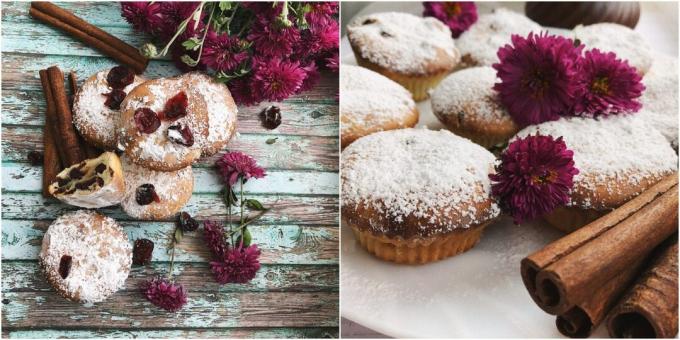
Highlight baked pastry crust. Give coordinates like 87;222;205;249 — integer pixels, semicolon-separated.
73;69;145;150
573;22;653;75
39;210;131;303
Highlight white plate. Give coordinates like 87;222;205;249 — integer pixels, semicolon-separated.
340;2;677;337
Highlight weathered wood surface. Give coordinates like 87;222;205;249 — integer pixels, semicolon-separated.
1;1;339;337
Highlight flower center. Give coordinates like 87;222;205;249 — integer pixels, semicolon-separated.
444;3;463;17
591;76;610;95
532;170;558;185
522;70;550;98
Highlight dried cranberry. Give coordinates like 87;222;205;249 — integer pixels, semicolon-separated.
56;177;69;187
132;238;154;265
167;124;194;147
162;91;188;121
260;105;282;129
95;164;107;173
134;108;160;134
75;176;97;190
103;89;127;110
69;167;84;180
59;255;72;279
136;184;160;205
27;151;43;166
178;212;199;232
106;66;134;89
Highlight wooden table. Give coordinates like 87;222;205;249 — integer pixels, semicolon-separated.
1;2;339;338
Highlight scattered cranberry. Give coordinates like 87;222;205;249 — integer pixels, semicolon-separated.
136;184;160;205
59;255;72;279
260;105;282;129
162;91;188;121
178;212;199;232
167;124;194;146
134;108;161;134
132;239;154;265
27;151;43;166
103;89;127;110
106;66;134;89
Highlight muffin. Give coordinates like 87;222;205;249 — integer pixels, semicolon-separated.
342;128;500;264
512;115;678;232
431;66;519;148
456;8;541;68
347;12;460;101
341;65;419;148
639;53;679;149
573;23;653;75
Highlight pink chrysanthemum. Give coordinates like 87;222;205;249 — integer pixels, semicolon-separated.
423;2;477;38
203;220;227;258
216;151;266;186
489;134;579;224
493;32;584;127
299;62;320;93
251;57;306;102
210;244;262;284
306;2;339;25
247;16;301;57
202;31;249;73
573;49;645;117
157;2;203;39
120;2;161;34
326;53;339;72
228;78;261;106
300;17;340;55
141;277;188;312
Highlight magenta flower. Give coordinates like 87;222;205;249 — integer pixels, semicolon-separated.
120;2;161;34
251;57;306;102
489;134;579;224
141;277;188;312
493;32;584;127
247;16;301;57
203;220;227;258
573;49;645;117
306;2;339;25
299;62;320;93
158;2;203;39
300;17;340;55
202;31;249;73
228;78;261;106
210;244;262;284
326;53;339;72
423;2;478;38
216;151;266;186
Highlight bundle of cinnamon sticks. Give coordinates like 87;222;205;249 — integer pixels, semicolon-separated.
521;173;678;337
40;66;99;197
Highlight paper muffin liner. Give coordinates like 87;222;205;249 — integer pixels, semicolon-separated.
350;222;490;264
543;206;608;233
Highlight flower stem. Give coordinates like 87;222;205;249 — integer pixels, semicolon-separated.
157;2;205;57
191;3;216;66
240;177;244;226
168;238;176;280
228;186;234;246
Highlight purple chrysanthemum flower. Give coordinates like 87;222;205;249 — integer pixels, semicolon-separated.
489;134;579;224
120;2;161;34
573;49;645;117
247;16;301;57
493;32;584;127
298;62;320;93
228;78;261;106
251;57;306;102
141;277;188;312
157;2;203;39
300;17;340;55
216;151;266;186
326;52;339;72
423;2;477;38
202;31;249;73
306;2;339;26
210;244;261;284
203;220;227;258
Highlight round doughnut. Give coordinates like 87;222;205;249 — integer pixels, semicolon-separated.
639;53;678;148
573;23;653;75
39;210;132;303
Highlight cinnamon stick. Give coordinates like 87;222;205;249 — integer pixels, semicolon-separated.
42;123;61;198
39;69;68;165
29;2;148;74
607;238;678;338
68;71;100;159
520;173;678;315
46;66;85;166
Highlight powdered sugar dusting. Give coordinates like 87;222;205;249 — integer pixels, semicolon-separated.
341;65;416;132
347;12;458;74
431;66;510;123
341;128;500;231
456;8;541;66
39;210;131;303
573;23;653;74
639;53;678;147
514;115;678;208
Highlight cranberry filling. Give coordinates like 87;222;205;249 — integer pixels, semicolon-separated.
134;108;161;134
106;66;134;89
136;184;160;205
161;91;188;121
59;255;72;279
103;89;127;110
167;124;194;146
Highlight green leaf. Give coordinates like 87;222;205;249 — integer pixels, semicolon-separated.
180;54;198;67
245;199;266;211
174;228;183;243
219;1;232;11
266;138;278;145
235;227;252;247
181;37;201;51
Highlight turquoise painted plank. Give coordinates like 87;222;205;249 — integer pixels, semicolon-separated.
1;163;338;195
3;2;136;28
2;328;339;339
1;291;339;328
1;192;339;224
2;220;338;264
2;261;338;293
